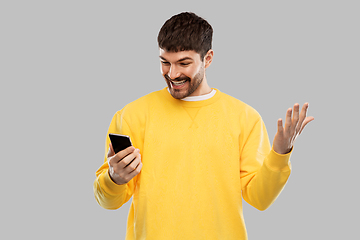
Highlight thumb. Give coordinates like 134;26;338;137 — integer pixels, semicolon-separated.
107;142;115;158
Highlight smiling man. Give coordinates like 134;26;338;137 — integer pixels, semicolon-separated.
94;12;314;240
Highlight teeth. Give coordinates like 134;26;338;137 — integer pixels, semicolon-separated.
171;79;187;85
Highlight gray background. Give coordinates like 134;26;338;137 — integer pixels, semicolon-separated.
1;0;359;239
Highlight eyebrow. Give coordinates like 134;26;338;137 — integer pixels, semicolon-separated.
159;56;193;62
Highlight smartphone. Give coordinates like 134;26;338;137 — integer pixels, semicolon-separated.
109;133;132;154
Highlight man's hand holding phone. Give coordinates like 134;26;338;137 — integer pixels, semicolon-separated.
107;142;143;185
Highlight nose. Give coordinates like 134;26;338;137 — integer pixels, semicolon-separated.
168;64;181;80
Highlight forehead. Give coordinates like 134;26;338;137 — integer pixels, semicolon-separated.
159;49;201;62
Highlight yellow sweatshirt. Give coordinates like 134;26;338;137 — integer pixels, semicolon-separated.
94;88;291;240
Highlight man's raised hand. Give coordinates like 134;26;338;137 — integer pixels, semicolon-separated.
272;103;314;154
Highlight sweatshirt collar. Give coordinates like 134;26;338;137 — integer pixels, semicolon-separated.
162;87;222;107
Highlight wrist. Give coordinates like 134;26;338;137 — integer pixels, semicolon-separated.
97;170;127;195
273;147;293;155
107;170;126;186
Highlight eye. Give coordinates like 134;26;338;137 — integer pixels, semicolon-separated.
180;62;190;66
161;61;170;66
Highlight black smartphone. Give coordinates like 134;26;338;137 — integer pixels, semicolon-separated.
109;133;132;154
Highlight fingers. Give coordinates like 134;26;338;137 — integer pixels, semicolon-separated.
277;118;284;134
108;146;135;163
299;116;315;135
121;148;141;171
117;146;136;162
126;152;143;174
108;147;142;185
284;102;314;136
284;107;293;133
116;148;141;172
273;102;313;154
283;103;302;136
279;103;310;138
296;103;308;131
292;103;300;129
108;146;136;170
123;159;143;183
297;103;315;135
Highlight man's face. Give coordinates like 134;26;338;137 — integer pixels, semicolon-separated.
159;49;206;99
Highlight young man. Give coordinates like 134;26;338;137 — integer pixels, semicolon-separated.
94;12;314;240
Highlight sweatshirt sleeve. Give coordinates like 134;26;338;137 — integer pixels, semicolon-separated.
240;117;292;211
93;110;137;210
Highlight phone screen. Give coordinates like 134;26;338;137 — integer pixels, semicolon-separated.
109;133;132;154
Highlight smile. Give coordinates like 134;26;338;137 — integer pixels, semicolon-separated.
171;79;187;86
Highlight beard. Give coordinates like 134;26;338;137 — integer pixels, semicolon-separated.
164;66;205;100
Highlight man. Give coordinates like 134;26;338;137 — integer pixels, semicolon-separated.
94;12;314;240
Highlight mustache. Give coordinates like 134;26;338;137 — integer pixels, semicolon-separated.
165;75;190;82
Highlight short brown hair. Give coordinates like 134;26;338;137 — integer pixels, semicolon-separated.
157;12;213;60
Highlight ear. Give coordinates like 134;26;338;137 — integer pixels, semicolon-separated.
204;50;214;68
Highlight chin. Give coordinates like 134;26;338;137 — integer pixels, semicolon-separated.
169;88;189;99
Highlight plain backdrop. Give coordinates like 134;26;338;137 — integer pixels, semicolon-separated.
1;0;359;239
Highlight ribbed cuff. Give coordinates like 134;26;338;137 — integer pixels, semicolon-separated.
265;148;292;171
99;170;127;195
